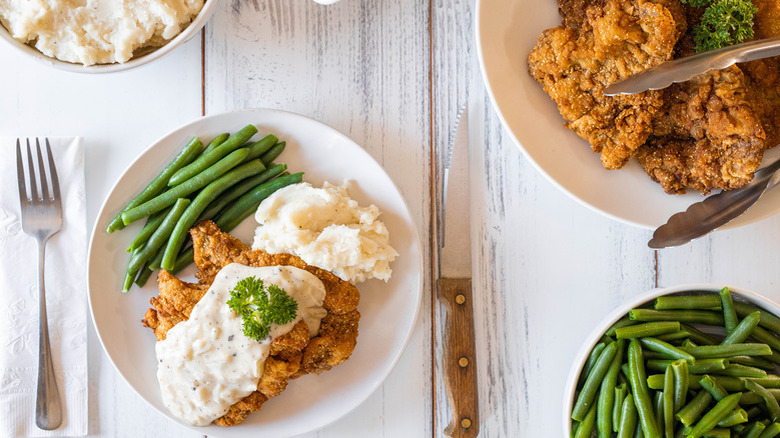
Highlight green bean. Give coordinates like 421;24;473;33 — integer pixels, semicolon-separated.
656;331;692;342
134;262;153;288
260;141;285;166
147;245;166;271
122;265;136;292
718;364;767;379
122;148;250;226
170;246;194;275
635;421;645;438
723;311;761;345
720;287;739;334
746;406;762;418
618;395;639;438
741;392;765;404
750;377;780;388
680;324;720;345
629;309;725;326
682;339;699;349
574;398;598;438
655;295;722;311
599;339;625;437
682;344;772;359
733;423;747;435
239;134;278;163
735;302;780;337
127;198;190;274
168;124;258;187
712;376;780;392
607;318;638;337
745;380;780;421
615;383;628;432
160;159;267;271
214;172;303;232
672;359;689;412
686;392;742;438
663;365;674;437
758;422;780;438
617;322;681;339
126;207;171;252
107;137;202;232
197;163;286;222
200;133;230;156
730;356;775;371
677;390;713;427
750;327;780;351
628;339;661;438
716;408;747;427
700;375;729;401
767;351;780;366
701;428;730;437
653;391;663;436
573;342;619;421
648;359;727;375
746;422;768;438
640;337;696;363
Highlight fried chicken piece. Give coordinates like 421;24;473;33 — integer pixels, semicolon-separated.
529;0;683;169
637;66;766;193
142;220;361;426
753;0;780;39
741;58;780;148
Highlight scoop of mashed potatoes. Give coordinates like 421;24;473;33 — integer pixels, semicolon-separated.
252;181;397;283
0;0;204;65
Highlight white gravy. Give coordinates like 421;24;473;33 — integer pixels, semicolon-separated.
155;263;327;426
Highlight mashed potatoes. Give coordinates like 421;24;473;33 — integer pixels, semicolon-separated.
252;181;397;283
0;0;204;65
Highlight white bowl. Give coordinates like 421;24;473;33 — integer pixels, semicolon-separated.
0;0;219;73
563;283;780;436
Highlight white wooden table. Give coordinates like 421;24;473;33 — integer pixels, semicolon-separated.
2;0;780;437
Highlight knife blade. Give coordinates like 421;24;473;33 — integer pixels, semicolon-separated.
649;157;780;248
603;36;780;96
437;106;479;438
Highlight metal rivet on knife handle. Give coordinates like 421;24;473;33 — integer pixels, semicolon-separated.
455;294;466;305
458;357;469;368
460;418;472;429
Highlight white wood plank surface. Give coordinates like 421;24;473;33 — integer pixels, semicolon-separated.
3;0;780;437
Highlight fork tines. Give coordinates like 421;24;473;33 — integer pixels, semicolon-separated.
16;138;62;208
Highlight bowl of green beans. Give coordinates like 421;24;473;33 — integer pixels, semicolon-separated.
565;284;780;438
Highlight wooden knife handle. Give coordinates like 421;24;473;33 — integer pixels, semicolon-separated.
437;278;480;438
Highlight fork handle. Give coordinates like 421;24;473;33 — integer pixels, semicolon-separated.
35;240;62;430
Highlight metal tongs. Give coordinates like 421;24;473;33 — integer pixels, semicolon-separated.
604;36;780;96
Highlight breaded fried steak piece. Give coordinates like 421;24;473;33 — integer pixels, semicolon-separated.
142;220;360;426
637;66;767;194
528;0;683;170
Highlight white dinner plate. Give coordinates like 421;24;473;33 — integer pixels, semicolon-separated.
87;109;423;436
475;0;780;229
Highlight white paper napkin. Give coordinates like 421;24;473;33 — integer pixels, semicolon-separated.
0;138;87;437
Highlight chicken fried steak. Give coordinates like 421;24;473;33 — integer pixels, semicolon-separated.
142;220;360;426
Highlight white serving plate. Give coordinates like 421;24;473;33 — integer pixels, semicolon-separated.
475;0;780;229
87;109;423;436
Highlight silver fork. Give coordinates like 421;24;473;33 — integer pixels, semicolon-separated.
16;138;63;430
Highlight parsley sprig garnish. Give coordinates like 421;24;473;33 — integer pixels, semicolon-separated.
226;276;298;341
682;0;758;53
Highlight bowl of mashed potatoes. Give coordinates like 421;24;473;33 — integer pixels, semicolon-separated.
0;0;219;72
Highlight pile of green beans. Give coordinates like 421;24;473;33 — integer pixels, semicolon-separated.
572;288;780;438
107;125;302;291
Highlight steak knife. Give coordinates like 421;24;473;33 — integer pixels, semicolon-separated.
437;107;479;438
604;36;780;96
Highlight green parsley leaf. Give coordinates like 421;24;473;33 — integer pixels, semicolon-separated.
693;0;757;53
226;276;299;342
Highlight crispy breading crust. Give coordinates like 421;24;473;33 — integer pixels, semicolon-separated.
142;220;360;427
529;0;683;170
